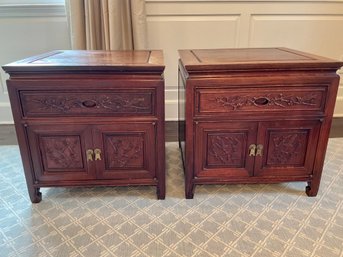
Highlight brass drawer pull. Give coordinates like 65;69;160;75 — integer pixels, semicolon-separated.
256;144;263;156
86;149;94;161
94;148;102;161
249;144;257;156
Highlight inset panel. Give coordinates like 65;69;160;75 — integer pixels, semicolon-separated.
207;133;246;168
249;14;343;59
40;135;84;170
266;131;308;166
20;91;154;117
93;123;156;180
104;134;144;169
196;86;326;115
147;14;240;87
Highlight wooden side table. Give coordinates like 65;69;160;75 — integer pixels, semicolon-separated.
3;50;166;202
178;47;342;199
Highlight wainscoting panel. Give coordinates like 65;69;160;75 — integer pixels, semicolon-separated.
249;14;343;55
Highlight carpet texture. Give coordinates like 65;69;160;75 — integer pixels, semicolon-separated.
0;140;343;257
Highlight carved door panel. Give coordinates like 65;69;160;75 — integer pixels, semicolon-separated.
27;124;96;182
92;123;156;179
194;122;258;178
254;120;321;177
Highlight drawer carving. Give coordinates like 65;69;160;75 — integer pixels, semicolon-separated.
214;93;317;110
196;87;326;114
20;91;154;117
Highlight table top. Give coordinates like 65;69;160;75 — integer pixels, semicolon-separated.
2;50;165;74
179;47;343;72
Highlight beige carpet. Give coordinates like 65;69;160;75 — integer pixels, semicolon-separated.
0;139;342;257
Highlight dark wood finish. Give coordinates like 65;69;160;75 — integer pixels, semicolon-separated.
178;47;343;199
20;89;155;117
195;86;326;115
2;50;165;202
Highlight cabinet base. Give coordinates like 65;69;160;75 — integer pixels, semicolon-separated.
29;183;165;203
186;179;318;199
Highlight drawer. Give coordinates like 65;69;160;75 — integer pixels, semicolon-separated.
195;86;327;115
19;90;155;117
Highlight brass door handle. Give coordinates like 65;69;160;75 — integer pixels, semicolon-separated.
256;144;263;156
86;149;94;161
249;144;256;156
94;148;102;161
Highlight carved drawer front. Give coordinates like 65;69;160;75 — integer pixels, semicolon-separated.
20;90;155;117
92;123;156;180
254;120;321;177
27;124;96;182
195;86;326;115
194;122;257;178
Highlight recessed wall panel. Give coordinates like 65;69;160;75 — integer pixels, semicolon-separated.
147;15;240;87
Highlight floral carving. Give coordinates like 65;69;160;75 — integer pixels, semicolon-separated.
213;93;318;110
107;136;143;168
32;95;151;113
42;136;83;169
208;135;242;166
268;133;306;165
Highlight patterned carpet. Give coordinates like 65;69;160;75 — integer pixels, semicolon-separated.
0;140;343;257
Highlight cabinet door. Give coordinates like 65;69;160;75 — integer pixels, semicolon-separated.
27;124;95;182
194;122;257;178
92;123;156;179
254;120;321;177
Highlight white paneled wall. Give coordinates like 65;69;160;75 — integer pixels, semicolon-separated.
0;1;343;123
146;0;343;120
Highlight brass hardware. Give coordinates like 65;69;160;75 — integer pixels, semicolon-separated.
256;144;263;156
249;144;256;156
94;148;102;161
86;149;94;161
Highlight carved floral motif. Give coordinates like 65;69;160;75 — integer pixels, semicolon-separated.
208;135;242;166
213;93;318;110
107;136;143;168
268;133;306;165
42;136;83;169
32;95;151;113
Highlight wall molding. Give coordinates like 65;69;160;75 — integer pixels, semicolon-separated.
0;4;65;17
